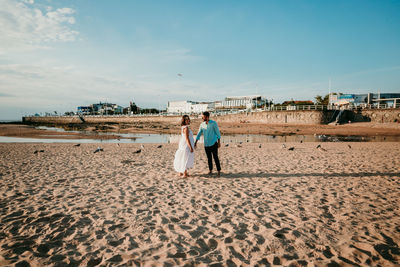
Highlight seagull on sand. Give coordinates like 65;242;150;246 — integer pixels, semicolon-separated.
94;147;103;153
140;144;145;150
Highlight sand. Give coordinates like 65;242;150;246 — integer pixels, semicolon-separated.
2;122;400;140
0;124;124;140
0;142;400;266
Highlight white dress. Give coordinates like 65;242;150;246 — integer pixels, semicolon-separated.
174;126;195;172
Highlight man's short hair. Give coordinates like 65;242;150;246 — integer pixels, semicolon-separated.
203;111;210;117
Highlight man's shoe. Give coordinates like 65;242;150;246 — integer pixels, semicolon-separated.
217;171;221;177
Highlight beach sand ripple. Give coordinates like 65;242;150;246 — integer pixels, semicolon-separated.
0;143;400;266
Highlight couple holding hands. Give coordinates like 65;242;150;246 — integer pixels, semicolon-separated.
173;111;222;178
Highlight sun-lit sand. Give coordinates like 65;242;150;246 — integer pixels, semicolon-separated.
1;142;400;266
2;121;400;139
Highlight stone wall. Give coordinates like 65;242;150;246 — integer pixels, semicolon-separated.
23;111;332;125
22;115;183;124
351;109;400;123
215;110;334;124
22;109;400;125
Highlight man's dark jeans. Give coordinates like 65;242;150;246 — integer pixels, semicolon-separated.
205;142;221;172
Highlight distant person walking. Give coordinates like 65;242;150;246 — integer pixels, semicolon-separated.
174;115;195;178
194;111;222;177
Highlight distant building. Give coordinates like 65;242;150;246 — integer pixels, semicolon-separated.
113;105;124;114
77;102;124;115
215;95;266;110
167;101;194;114
167;101;214;114
329;93;400;108
77;106;93;115
192;102;215;113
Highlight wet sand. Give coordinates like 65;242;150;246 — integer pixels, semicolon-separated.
2;121;400;140
0;124;120;140
0;142;399;266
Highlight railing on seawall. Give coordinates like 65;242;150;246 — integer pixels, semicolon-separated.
327;104;400;110
267;105;327;111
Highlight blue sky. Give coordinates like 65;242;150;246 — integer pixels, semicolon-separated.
1;0;400;120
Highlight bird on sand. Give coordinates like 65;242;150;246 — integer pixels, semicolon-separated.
74;144;81;147
225;144;229;147
282;144;286;149
134;149;141;154
94;147;103;153
140;144;145;150
259;144;262;148
157;145;162;148
316;144;321;149
288;147;295;151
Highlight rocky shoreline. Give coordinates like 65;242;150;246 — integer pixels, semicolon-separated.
2;120;400;140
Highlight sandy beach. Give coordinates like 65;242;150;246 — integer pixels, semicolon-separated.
1;142;400;266
2;122;400;140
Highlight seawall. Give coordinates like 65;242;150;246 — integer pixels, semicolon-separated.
349;109;400;123
215;110;333;124
22;109;400;125
22;111;331;125
22;115;183;124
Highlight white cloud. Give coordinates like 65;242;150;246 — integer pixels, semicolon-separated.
0;62;240;115
0;0;78;54
0;64;174;103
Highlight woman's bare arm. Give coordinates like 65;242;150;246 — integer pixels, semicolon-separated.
184;127;194;152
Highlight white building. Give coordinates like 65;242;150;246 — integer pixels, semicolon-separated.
167;101;214;114
216;95;265;110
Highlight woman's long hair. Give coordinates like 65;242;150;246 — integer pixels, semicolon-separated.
181;115;190;126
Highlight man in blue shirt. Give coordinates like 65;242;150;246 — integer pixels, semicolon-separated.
194;111;221;177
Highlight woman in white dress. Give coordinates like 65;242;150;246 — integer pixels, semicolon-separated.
174;115;194;177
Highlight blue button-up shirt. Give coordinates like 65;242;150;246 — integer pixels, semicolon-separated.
196;120;221;147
